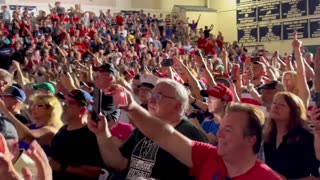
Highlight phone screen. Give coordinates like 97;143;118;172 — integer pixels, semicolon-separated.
315;92;320;108
113;87;127;107
92;89;102;122
0;134;5;154
161;59;173;67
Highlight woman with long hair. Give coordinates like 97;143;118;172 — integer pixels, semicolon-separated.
263;91;319;179
0;94;64;154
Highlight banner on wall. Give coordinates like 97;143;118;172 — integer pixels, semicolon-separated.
237;25;258;43
310;18;320;38
257;1;280;22
282;19;309;40
236;5;257;24
236;0;257;5
309;0;320;15
9;5;38;16
259;22;282;42
281;0;307;19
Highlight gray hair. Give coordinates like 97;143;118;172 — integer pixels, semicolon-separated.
156;78;189;117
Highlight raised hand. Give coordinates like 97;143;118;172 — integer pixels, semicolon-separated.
27;140;52;180
104;84;135;110
292;31;302;51
87;113;109;136
0;134;21;180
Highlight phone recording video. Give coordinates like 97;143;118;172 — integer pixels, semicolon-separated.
161;59;174;67
195;50;201;56
315;92;320;108
113;87;127;107
91;89;102;122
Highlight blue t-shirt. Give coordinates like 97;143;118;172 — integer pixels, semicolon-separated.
201;119;220;136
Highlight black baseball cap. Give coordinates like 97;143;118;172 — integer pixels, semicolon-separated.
93;63;117;76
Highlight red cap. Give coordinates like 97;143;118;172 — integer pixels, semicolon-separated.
126;70;135;77
200;83;234;102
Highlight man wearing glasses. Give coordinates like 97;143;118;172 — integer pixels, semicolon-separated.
89;78;208;180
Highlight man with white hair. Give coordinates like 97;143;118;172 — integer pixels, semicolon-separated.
89;78;208;180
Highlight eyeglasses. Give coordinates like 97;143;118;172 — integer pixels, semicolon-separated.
31;104;48;108
147;92;176;101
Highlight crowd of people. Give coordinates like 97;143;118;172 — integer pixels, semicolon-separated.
0;1;320;180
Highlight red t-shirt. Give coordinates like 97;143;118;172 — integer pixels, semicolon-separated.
51;15;60;22
79;28;87;37
88;29;96;40
190;141;282;180
116;15;124;25
197;37;206;48
72;17;80;23
69;27;75;36
204;43;216;55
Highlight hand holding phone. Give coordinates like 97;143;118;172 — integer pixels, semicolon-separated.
113;87;128;107
104;85;128;108
91;89;102;122
315;92;320;108
0;134;5;154
161;59;174;67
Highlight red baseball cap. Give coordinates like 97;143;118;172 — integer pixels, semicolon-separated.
200;83;234;102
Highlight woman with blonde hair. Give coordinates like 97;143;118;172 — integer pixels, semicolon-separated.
281;35;311;107
263;91;319;179
0;94;64;154
282;71;298;94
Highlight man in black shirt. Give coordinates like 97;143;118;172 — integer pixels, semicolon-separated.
0;85;30;124
50;89;106;180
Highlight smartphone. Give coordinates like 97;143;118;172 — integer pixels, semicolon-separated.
57;66;62;73
46;61;52;69
161;59;174;67
92;89;102;122
251;56;259;62
195;50;201;56
0;133;5;154
113;87;127;107
315;92;320;108
62;65;69;74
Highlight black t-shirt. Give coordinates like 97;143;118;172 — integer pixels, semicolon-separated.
204;29;211;38
264;127;320;179
49;125;105;180
119;119;208;180
14;114;30;124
